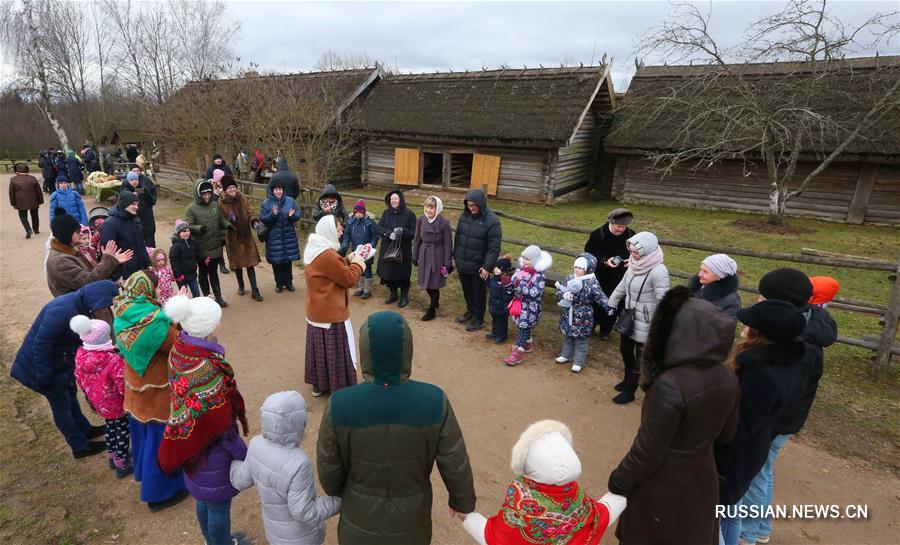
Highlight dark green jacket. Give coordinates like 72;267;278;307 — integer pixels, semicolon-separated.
317;311;476;545
184;180;232;259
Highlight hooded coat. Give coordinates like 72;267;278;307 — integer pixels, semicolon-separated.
100;201;150;279
218;190;261;269
608;289;740;545
413;198;452;290
556;253;609;338
511;250;552;330
260;180;302;264
687;274;741;317
231;391;342;545
376;191;417;283
9;173;44;211
270;158;301;199
119;177;157;241
66;152;84;184
11;281;119;396
316;312;476;545
184;180;233;259
50;181;88;225
312;184;349;223
453;189;502;275
46;238;119;297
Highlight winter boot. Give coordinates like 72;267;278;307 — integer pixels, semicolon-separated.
236;276;245;296
361;277;373;300
524;339;534;353
421;306;436;321
503;346;525;366
251;288;263;302
114;456;134;478
214;291;228;308
219;261;230;275
398;286;410;308
384;287;399;305
353;278;365;297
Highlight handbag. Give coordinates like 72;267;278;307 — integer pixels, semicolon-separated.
613;270;652;336
382;236;403;263
255;221;268;243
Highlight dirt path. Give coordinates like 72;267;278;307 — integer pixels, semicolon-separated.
1;174;897;545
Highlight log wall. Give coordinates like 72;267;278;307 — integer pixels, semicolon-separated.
554;101;607;198
612;155;900;224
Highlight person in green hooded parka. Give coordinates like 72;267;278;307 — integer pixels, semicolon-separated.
316;311;476;545
184;179;234;307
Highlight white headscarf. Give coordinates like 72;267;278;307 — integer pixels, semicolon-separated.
425;196;444;223
303;215;340;265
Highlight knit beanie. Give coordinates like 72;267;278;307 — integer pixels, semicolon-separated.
809;276;840;306
702;253;737;278
174;219;190;235
574;256;588;270
126;171;139;182
758;268;813;308
736;300;806;343
354;199;366;213
627;231;659;257
197;180;214;195
56;172;69;183
164;294;222;339
117;190;138;209
521;244;542;264
51;210;81;244
496;257;512;272
69;314;114;351
212;169;226;184
220;175;237;191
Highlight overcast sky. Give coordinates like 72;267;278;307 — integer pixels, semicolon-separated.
227;1;899;90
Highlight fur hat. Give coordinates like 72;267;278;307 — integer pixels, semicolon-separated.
220;175;237;191
69;314;114;351
510;420;581;485
353;199;366;213
627;231;659;257
126;171;139;182
758;268;813;308
737;300;806;343
174;219;190;235
702;253;737;278
608;208;633;225
164;294;222;339
51;210;81;244
117;191;138;209
809;276;840;306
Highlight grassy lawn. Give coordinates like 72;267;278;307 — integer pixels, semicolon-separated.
156;183;899;472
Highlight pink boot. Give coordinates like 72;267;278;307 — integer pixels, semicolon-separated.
504;346;525;366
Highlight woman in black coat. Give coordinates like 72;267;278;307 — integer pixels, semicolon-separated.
688;253;741;317
376;190;416;307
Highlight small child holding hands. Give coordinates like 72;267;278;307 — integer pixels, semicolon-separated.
555;253;609;373
230;391;341;545
149;247;176;305
504;245;552;366
486;255;514;344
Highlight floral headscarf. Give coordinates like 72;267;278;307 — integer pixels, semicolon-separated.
112;271;171;376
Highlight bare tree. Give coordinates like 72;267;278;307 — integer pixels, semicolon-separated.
612;0;900;224
315;49;376;71
169;0;237;80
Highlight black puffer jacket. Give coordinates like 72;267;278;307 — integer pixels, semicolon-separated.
99;203;150;279
688;274;741;317
453;189;502;275
584;223;635;296
119;178;157;240
775;305;837;435
168;236;201;280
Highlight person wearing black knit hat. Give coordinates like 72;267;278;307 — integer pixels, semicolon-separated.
47;209;132;296
100;191;149;279
715;299;807;545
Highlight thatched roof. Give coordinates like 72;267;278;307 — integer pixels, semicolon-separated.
353;65;615;147
607;55;900;157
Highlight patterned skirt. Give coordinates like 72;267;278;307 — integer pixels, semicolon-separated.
304;322;358;394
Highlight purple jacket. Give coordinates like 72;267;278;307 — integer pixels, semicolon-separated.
185;427;248;501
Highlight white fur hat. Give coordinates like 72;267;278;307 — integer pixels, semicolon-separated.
510;420;582;486
164;294;222;338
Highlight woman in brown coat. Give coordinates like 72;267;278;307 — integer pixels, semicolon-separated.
218;175;263;301
608;286;739;545
8;163;44;238
413;195;452;321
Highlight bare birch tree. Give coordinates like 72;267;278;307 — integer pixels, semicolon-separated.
612;0;900;224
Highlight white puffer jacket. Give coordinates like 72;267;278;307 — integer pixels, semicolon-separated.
230;391;340;545
607;264;670;343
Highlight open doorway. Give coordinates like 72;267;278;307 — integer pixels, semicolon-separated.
422;152;443;186
449;153;473;188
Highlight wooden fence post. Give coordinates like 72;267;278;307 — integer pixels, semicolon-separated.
872;258;900;378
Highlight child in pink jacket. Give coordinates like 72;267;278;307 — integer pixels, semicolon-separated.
70;315;132;477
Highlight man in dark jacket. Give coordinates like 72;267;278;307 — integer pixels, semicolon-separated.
269;157;300;199
739;268;838;544
584;208;635;338
100;192;150;279
10;280;119;458
126;145;139;164
205;153;233;179
39;147;56;193
317;312;476;545
120;169;158;246
83;146;99;173
453;189;502;332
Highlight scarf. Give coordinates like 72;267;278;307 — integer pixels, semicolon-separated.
303;215;340;265
484;477;609;545
112;271;171;377
219;191;252;238
628;246;664;275
158;331;248;475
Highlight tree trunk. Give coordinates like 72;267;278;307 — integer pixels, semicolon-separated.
768;177;787;225
23;0;70;152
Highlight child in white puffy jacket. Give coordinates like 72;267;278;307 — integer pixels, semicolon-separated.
230;391;340;545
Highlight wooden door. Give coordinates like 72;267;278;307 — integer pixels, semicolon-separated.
470;153;501;195
394;148;420;186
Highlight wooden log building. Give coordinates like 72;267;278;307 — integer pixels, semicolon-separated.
352;65;616;203
605;56;900;224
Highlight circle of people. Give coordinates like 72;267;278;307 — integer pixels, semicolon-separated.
9;154;842;545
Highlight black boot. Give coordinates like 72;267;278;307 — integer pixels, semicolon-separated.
384;288;399;305
251;288;263;302
236;271;246;296
398;285;409;308
214;291;228;308
219;261;230;275
421;307;436;321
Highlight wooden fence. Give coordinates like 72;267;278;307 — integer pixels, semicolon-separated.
154;162;899;375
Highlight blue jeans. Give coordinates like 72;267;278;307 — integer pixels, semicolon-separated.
363;260;373;279
741;434;792;542
177;277;201;297
719;500;742;545
196;499;232;545
45;382;93;450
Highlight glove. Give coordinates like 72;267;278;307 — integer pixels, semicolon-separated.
440;265;449;277
389;232;397;241
350;253;367;270
412;260;418;267
198;225;208;234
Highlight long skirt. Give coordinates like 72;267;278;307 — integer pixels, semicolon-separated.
130;418;186;503
304;323;357;394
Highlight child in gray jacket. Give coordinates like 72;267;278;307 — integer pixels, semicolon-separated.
230;391;340;545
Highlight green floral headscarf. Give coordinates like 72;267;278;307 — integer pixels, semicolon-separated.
113;271;171;376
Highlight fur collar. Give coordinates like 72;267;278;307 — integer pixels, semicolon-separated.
688;273;739;302
50;238;78;256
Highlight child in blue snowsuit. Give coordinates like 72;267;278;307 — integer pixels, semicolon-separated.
340;199;379;299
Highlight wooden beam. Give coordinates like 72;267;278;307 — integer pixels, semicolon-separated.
846;163;879;224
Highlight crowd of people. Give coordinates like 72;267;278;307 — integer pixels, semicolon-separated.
7;150;843;545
